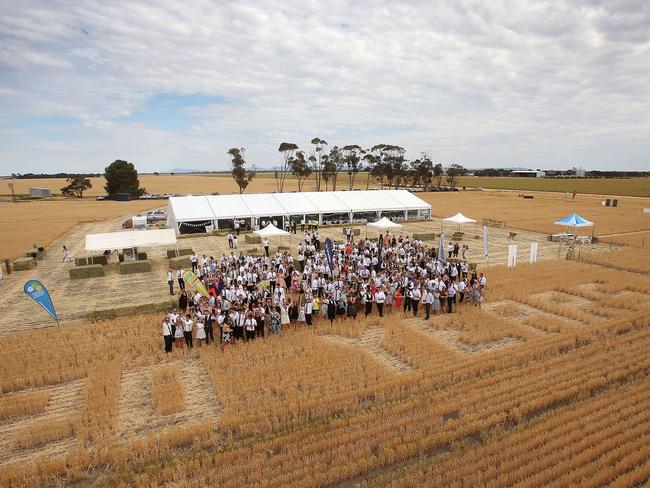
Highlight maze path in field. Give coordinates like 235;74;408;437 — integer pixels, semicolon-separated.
117;358;221;439
322;326;413;374
483;299;581;334
0;378;85;467
403;318;519;354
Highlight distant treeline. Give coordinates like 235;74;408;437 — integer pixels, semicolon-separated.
9;172;103;179
472;169;650;178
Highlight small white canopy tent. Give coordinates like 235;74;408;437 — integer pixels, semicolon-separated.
367;216;403;230
442;212;477;234
254;223;291;254
85;228;177;252
443;212;477;224
366;217;403;237
253;223;290;237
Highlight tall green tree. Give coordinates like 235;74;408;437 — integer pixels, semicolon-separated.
362;152;379;189
310;137;328;191
341;145;364;190
277;142;299;192
60;176;92;198
321;155;336;191
409;154;434;191
433;163;444;188
327;146;344;191
228;147;255;194
446;163;466;190
103;160;145;197
290;151;312;192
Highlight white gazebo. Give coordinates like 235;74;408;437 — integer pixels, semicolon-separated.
442;212;477;234
367;216;403;234
253;223;290;237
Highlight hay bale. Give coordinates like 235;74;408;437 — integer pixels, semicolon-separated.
26;250;38;259
69;265;105;279
341;228;361;236
75;257;88;266
169;256;191;269
166;248;193;258
245;235;261;244
85;299;176;322
469;262;477;271
137;252;147;260
414;233;436;241
119;260;152;274
13;257;36;271
278;245;290;252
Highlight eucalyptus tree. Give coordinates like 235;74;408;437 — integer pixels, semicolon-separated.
290;151;312;192
310;137;328;191
228;147;255;194
276;142;299;192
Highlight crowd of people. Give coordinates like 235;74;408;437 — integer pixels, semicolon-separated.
161;229;486;353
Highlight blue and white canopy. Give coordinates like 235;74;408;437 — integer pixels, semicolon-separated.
554;213;593;227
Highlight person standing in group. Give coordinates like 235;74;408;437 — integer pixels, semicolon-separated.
195;318;206;347
162;317;173;353
412;286;422;317
424;287;434;319
190;252;198;273
346;293;357;321
177;267;185;290
233;234;238;249
227;232;234;249
245;312;256;340
178;289;188;311
432;288;441;316
204;310;214;345
174;316;185;348
305;297;313;326
326;296;336;326
234;219;240;235
167;268;174;295
375;287;386;317
364;289;374;317
447;282;457;313
263;237;270;257
182;314;193;348
62;245;71;262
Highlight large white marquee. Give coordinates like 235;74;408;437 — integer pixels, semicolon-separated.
167;190;431;234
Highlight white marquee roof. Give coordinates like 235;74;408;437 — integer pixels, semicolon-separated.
168;190;431;223
253;223;290;237
85;228;177;252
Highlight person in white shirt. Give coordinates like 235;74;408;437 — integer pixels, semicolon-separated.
424;288;434;319
162;318;173;352
182;314;193;348
244;312;256;341
195;318;206;347
375;288;386;317
412;287;422;317
263;237;270;257
167;269;174;295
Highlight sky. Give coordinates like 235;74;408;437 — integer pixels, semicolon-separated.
1;0;649;174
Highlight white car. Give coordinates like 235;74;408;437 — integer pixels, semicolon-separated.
146;210;168;222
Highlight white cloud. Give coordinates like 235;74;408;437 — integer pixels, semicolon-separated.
0;0;649;173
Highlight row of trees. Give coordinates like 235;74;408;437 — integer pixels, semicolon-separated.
229;139;467;194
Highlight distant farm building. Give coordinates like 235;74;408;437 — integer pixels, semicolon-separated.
29;187;52;197
511;170;546;178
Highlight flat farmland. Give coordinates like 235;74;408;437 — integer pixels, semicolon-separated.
456;176;650;197
0;200;160;261
4;174;650;197
421;190;650;236
1;259;649;486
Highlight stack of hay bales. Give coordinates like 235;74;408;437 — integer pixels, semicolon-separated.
69;265;105;279
13;257;36;271
119;261;152;274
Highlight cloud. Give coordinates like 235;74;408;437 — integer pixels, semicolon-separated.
0;0;648;173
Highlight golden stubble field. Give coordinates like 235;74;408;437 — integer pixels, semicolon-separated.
1;258;650;486
0;200;161;262
2;180;649;260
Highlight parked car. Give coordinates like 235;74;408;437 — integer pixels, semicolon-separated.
146;210;168;222
95;195;105;201
139;194;151;200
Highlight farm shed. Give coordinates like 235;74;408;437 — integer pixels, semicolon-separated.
166;190;432;234
29;187;51;198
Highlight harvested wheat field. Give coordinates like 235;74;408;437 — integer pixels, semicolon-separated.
1;258;650;486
